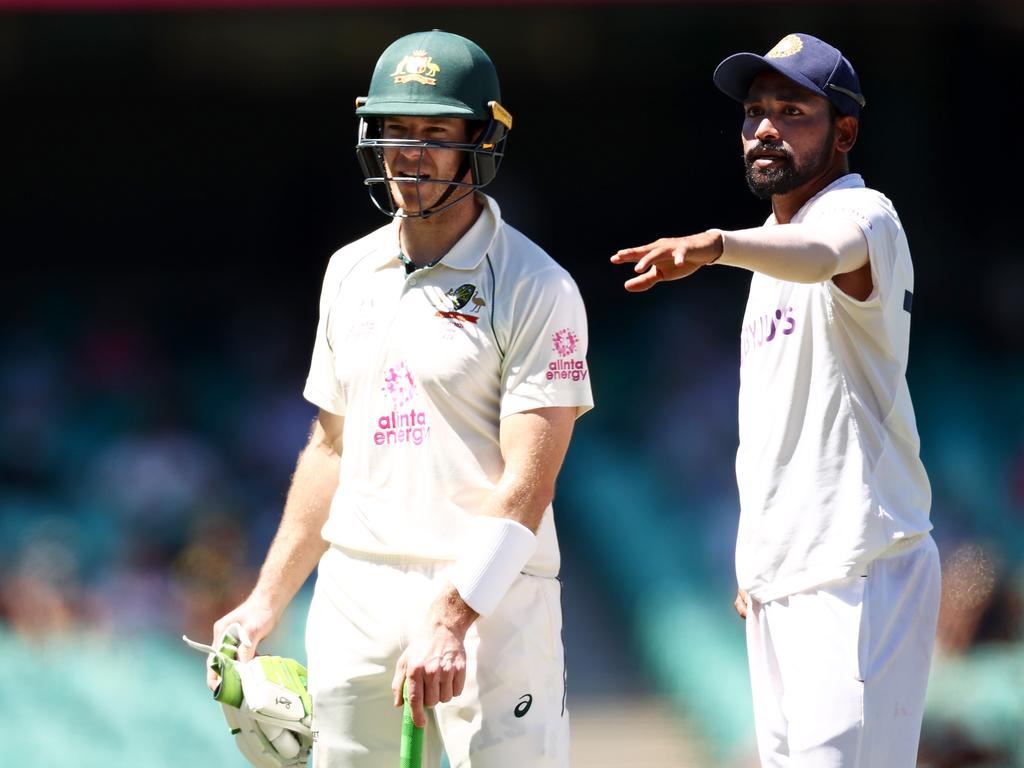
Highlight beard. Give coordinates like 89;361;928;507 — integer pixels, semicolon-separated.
390;179;442;212
744;124;835;200
386;154;470;215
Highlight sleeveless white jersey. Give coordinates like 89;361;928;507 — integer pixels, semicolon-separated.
303;195;593;575
735;174;932;602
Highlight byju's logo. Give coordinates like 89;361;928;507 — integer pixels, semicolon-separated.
741;306;797;363
375;362;429;446
548;327;588;383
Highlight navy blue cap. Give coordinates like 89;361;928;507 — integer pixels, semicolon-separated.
713;33;865;117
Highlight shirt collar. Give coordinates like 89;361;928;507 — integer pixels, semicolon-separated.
437;194;501;271
376;193;501;272
767;173;865;225
794;173;865;218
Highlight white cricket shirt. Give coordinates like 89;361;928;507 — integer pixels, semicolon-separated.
303;195;593;576
734;174;932;602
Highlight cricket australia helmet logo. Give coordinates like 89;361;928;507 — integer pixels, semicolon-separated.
381;361;417;407
391;50;441;86
552;328;578;358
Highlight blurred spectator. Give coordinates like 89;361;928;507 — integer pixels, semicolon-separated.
936;541;1001;654
171;512;257;644
919;540;1024;767
0;515;97;638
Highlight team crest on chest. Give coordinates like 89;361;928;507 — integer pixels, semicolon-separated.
445;283;477;311
433;283;486;327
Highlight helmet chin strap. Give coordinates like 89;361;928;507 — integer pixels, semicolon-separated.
418;153;474;219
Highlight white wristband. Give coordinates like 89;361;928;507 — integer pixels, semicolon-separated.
448;517;538;617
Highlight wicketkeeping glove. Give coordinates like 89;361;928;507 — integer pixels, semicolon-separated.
183;623;313;768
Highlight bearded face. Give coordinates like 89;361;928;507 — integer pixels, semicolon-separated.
740;70;845;202
743;119;836;200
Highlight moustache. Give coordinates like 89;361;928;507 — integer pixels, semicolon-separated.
744;142;794;166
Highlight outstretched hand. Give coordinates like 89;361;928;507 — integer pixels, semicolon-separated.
611;231;724;291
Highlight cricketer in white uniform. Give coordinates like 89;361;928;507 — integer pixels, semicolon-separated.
211;30;592;768
612;33;940;768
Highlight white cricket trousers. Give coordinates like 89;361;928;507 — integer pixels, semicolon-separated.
305;546;570;768
745;535;941;768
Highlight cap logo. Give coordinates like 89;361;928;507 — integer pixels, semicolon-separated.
391;50;441;86
766;34;803;59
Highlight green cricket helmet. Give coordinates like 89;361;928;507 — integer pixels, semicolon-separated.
355;30;512;218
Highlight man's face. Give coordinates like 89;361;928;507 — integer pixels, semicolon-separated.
741;70;838;200
381;116;471;214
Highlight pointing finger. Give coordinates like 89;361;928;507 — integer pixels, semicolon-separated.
634;246;672;274
611;245;653;263
624;267;660;292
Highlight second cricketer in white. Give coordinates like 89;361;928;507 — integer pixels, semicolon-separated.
612;33;939;768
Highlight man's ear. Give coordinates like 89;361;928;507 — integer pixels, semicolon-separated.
835;115;859;155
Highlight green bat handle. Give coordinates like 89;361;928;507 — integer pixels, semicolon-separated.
400;680;424;768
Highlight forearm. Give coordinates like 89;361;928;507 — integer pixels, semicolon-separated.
481;465;555;532
714;221;868;283
443;408;574;621
250;425;339;617
481;407;570;531
434;477;551;633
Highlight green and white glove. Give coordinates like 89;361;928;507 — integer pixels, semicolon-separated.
183;623;313;768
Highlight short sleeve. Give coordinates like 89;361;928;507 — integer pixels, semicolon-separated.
303;257;347;416
815;188;914;364
813;189;900;306
499;269;594;419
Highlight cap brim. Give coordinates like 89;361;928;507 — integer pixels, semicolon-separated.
712;52;828;104
355;99;477;118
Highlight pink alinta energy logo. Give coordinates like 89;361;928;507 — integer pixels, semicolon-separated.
548;327;588;383
376;361;429;446
552;328;578;357
381;361;416;407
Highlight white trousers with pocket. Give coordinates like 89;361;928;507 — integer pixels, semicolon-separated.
745;535;941;767
306;546;570;768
